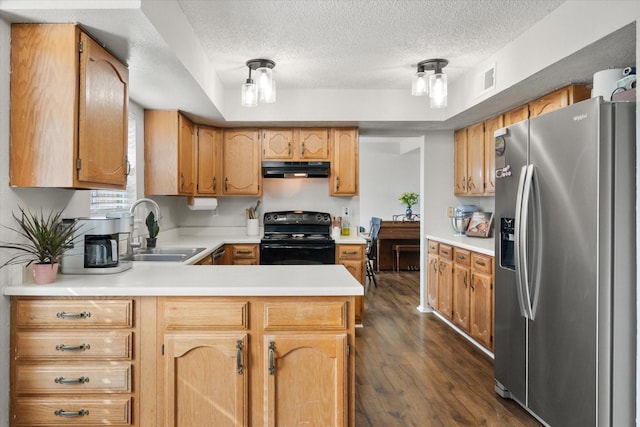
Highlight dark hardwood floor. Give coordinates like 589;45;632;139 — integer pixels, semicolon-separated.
355;271;541;427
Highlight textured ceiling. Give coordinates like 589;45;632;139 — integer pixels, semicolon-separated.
0;1;634;134
177;0;566;90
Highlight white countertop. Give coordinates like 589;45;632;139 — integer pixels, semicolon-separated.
3;227;364;297
3;264;364;297
425;233;495;256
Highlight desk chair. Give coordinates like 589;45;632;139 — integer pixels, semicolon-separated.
365;217;382;291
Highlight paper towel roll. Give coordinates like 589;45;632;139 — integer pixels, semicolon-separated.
187;197;218;210
592;68;624;101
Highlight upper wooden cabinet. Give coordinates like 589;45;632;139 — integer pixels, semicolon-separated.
454;122;485;196
455;84;590;197
222;129;262;196
144;111;196;196
10;24;129;189
330;128;359;196
195;126;223;196
528;84;590;119
262;128;331;161
504;104;529;127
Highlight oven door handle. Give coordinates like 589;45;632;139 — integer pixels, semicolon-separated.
261;244;335;250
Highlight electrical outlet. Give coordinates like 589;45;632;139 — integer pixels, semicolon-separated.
447;206;454;217
343;207;350;217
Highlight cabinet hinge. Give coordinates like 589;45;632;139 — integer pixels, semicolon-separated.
161;344;165;355
76;158;82;170
78;40;83;53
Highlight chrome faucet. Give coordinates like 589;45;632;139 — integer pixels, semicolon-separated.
128;198;161;252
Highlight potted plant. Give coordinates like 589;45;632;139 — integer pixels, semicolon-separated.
399;192;419;220
145;211;159;248
0;206;77;284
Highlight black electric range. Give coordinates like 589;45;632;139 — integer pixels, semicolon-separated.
260;211;335;265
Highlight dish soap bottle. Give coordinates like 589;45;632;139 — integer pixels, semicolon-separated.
341;217;350;236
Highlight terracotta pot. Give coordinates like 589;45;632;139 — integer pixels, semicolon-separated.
32;263;59;284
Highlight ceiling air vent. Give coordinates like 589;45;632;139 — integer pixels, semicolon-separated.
476;63;496;97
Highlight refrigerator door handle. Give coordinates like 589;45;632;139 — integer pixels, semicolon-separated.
514;165;530;319
527;165;543;320
520;164;535;320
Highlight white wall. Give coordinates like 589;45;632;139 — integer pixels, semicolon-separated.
358;139;421;230
172;179;359;230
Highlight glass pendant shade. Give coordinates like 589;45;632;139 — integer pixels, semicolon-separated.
256;67;273;98
429;72;447;108
261;79;276;103
411;71;427;96
241;80;257;107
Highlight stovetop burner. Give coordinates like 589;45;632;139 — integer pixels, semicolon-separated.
261;211;333;244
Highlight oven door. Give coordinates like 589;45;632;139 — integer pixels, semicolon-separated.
260;243;335;265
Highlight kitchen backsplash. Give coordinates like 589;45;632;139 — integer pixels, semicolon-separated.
172;179;358;229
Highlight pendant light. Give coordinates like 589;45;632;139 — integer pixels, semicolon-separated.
412;59;449;108
411;63;428;96
242;59;276;106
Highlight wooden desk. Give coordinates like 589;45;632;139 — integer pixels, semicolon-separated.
377;221;420;271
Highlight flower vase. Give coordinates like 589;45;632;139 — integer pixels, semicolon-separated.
32;263;59;284
405;206;413;220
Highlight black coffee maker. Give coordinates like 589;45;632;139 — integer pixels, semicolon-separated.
60;218;132;274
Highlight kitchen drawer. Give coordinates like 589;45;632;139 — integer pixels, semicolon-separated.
438;244;453;260
13;397;131;425
471;253;493;274
263;301;348;331
15;363;132;394
454;248;471;266
14;331;133;360
15;299;133;328
337;244;364;260
161;298;249;330
229;244;258;259
427;240;438;254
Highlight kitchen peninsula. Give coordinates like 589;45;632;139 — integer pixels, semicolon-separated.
4;262;362;426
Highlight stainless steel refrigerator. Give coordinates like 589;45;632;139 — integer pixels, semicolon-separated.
493;97;636;426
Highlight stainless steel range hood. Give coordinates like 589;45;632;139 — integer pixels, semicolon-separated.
262;161;330;178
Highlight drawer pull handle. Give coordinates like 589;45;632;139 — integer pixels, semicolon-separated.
54;409;89;418
56;343;90;352
56;311;91;319
237;250;253;255
456;255;465;260
55;376;89;385
475;260;486;266
343;251;358;255
236;340;244;374
269;341;276;375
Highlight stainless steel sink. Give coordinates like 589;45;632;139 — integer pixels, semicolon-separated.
122;247;206;262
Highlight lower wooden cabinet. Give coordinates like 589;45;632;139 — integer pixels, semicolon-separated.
225;244;260;265
470;253;494;350
10;297;139;427
157;296;355;427
162;333;248;427
11;295;356;426
427;240;494;352
336;244;365;324
264;334;349;426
